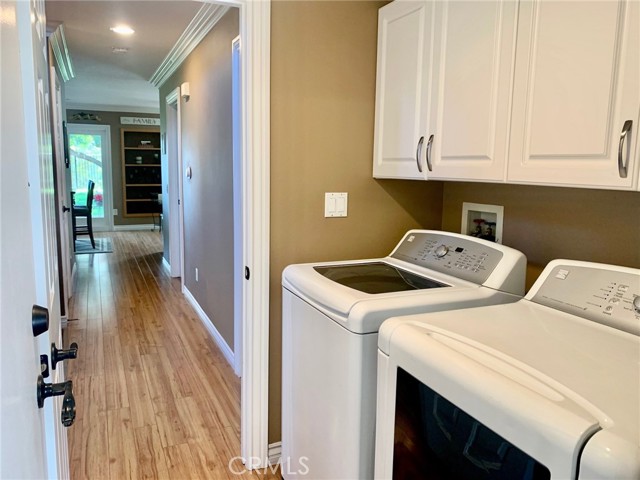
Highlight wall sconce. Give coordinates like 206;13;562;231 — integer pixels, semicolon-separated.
181;82;190;102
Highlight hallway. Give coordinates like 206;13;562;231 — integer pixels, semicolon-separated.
65;231;277;479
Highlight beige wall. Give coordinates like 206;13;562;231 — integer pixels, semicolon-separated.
442;183;640;289
270;0;444;443
66;109;158;226
159;8;239;348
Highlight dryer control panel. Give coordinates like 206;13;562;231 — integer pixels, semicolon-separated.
531;263;640;336
390;231;504;285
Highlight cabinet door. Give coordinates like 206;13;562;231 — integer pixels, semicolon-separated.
427;1;517;181
373;1;435;179
508;0;640;189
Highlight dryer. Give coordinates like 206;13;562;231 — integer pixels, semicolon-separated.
375;260;640;479
281;230;527;479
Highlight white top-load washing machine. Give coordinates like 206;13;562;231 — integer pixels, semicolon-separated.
375;260;640;480
281;230;527;479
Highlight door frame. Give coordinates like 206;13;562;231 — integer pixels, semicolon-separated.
66;122;114;232
49;66;71;321
221;0;270;466
164;88;184;281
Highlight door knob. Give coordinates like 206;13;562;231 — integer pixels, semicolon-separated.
36;376;76;427
51;342;78;370
62;205;70;213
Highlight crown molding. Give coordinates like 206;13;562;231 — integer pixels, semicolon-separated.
149;3;230;88
47;23;74;82
66;103;160;115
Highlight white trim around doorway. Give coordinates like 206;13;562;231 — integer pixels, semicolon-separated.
233;0;271;467
164;87;184;281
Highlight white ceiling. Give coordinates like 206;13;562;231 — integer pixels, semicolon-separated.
46;0;203;113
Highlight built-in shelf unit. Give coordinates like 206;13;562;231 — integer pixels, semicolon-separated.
121;128;162;217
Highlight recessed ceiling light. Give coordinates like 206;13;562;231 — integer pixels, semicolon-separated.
110;25;134;35
112;47;129;54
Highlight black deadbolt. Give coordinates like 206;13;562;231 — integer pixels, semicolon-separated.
32;305;49;337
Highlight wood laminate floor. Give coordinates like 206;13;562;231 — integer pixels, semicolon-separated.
65;231;279;479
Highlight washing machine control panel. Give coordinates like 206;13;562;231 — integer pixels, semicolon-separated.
390;232;504;285
531;264;640;336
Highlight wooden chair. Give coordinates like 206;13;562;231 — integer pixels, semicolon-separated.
72;180;96;250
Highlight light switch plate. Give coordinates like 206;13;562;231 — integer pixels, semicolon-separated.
325;192;348;218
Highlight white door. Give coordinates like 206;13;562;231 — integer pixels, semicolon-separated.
507;0;640;189
372;0;435;179
67;123;114;230
426;0;517;181
1;0;69;478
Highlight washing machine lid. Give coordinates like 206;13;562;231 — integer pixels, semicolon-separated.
282;258;496;333
313;262;448;294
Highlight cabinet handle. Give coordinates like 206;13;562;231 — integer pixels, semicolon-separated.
618;120;632;178
426;134;434;172
415;136;424;173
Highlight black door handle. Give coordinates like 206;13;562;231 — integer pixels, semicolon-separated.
62;205;70;213
51;342;78;370
36;375;76;427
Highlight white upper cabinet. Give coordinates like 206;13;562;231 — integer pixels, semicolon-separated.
507;0;640;189
427;1;518;181
373;1;435;179
373;0;639;191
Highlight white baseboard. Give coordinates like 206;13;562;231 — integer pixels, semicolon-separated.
268;442;282;466
162;257;171;274
113;224;155;231
70;261;77;297
182;286;235;370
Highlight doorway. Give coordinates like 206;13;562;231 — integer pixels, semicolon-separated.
43;0;271;471
66;123;113;231
164;88;183;280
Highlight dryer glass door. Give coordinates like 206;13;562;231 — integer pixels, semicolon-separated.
393;368;551;479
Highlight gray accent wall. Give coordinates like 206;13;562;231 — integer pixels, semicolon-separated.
159;8;239;350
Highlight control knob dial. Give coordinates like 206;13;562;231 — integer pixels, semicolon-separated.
434;244;449;258
633;295;640;315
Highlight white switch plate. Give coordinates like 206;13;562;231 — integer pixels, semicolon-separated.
325;192;348;218
113;208;118;216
